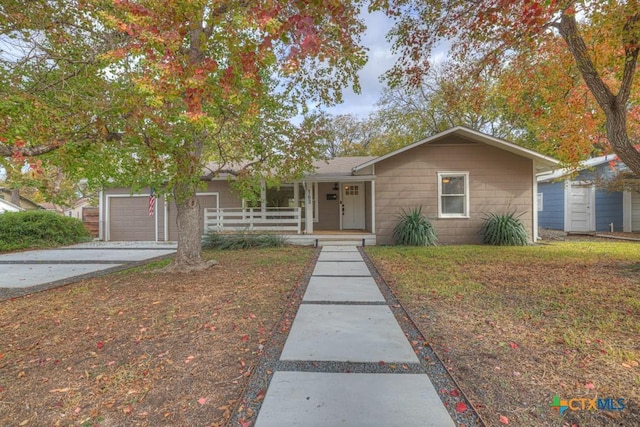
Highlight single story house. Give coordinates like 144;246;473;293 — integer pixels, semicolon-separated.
538;154;640;233
0;188;43;211
99;126;559;245
0;198;24;214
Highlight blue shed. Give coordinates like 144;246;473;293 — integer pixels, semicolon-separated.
537;155;640;233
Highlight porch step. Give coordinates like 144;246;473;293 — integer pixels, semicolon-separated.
284;234;376;247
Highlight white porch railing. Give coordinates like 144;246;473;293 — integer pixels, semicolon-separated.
204;207;302;234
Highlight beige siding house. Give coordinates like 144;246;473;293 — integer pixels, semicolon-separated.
100;127;558;244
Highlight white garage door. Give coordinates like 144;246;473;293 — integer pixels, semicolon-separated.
109;196;156;241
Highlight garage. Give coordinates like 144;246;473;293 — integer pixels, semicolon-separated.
108;195;157;241
105;191;219;242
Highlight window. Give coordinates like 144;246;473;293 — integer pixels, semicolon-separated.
345;184;359;196
438;172;469;218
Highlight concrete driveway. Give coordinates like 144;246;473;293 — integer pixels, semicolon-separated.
0;241;176;299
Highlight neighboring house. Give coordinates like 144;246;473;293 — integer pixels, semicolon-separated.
538;154;640;233
0;198;24;214
63;198;94;219
99;126;559;244
0;188;43;210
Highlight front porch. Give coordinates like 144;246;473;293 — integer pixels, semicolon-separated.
202;207;376;246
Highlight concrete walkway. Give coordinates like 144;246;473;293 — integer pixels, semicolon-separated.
254;246;455;426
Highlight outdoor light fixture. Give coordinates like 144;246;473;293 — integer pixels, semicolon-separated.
333;183;339;191
442;178;450;184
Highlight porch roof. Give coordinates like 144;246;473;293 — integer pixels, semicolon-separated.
305;156;376;181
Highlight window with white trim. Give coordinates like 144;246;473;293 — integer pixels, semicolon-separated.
438;172;469;218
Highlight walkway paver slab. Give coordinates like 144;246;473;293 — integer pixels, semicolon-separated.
0;264;122;288
280;304;418;362
312;261;370;277
317;251;363;262
303;276;385;302
320;246;359;252
254;371;455;427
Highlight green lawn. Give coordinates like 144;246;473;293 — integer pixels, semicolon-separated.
366;241;640;426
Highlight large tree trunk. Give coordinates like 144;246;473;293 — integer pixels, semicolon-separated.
163;134;217;272
164;185;218;272
557;11;640;176
606;106;640;175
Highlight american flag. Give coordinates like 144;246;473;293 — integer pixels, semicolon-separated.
148;189;156;216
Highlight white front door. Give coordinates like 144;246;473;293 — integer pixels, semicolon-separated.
568;184;594;232
342;182;365;229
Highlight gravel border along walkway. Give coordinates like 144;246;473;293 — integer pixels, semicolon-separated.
228;247;484;426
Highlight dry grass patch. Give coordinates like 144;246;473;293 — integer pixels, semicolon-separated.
366;241;640;426
0;247;314;427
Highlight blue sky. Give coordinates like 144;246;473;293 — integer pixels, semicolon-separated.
322;9;397;118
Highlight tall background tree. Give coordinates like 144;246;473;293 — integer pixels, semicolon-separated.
371;0;640;172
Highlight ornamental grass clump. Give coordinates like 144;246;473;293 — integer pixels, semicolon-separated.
480;212;529;246
393;206;437;246
202;232;287;250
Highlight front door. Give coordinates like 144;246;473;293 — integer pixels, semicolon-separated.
568;184;594;232
342;182;365;229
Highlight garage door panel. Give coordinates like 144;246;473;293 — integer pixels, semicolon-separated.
110;197;156;241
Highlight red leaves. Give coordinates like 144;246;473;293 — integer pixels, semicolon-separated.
509;341;518;350
96;341;104;349
499;414;509;424
585;382;595;389
455;401;467;413
450;389;461;397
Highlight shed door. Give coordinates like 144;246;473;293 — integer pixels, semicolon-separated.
342;182;365;230
568;184;594;232
109;196;156;241
632;192;640;232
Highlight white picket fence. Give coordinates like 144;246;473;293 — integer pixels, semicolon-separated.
204;207;302;233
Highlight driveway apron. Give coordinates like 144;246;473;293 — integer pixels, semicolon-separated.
255;246;455;426
0;242;176;298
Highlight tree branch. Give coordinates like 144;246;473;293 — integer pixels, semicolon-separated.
557;12;615;112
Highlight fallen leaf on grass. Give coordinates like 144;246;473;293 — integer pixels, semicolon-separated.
509;342;518;349
455;402;467;413
450;389;461;397
241;334;249;342
585;382;595;389
499;414;509;424
97;341;104;349
198;397;207;405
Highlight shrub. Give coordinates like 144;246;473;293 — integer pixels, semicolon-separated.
393;206;437;246
480;212;529;246
0;210;91;251
202;232;287;250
